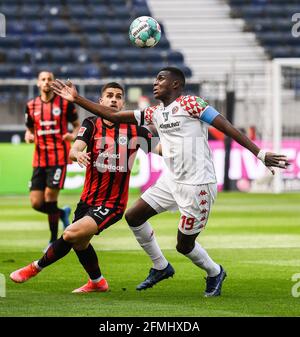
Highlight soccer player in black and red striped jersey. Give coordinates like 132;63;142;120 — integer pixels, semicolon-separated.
25;71;80;250
10;82;158;293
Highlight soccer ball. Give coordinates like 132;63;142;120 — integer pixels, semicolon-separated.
129;16;161;48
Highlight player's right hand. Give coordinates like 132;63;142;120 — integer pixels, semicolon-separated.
25;130;34;143
76;151;91;167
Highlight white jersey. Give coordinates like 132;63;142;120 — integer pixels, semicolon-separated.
134;95;219;185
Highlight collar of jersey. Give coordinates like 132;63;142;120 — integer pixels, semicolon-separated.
159;99;178;110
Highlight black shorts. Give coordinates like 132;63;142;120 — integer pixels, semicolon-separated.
73;200;124;234
29;166;67;191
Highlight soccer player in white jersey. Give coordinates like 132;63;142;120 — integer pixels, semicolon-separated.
51;67;289;297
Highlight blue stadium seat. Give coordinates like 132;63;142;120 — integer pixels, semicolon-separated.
15;65;35;79
83;63;101;78
48;20;71;34
106;63;127;77
73;49;90;64
126;62;149;78
57;64;83;78
0;65;14;77
51;49;73;63
0;36;20;48
2;0;192;80
85;34;107;48
28;21;48;35
103;20;128;33
63;34;82;48
31;49;50;64
80;20;101;33
20;5;42;19
7;21;26;36
99;49;120;63
108;34;129;48
6;49;28;63
0;5;20;18
67;5;91;19
89;5;110;19
165;51;184;63
36;35;61;48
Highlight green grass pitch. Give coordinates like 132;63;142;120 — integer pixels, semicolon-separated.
0;192;300;317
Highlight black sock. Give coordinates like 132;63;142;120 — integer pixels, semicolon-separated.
38;236;72;268
48;213;59;242
74;244;102;280
35;201;64;216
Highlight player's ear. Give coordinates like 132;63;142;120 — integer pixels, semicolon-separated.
173;80;180;90
99;98;103;104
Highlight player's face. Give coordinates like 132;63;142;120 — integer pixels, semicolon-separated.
153;71;173;100
99;88;124;111
37;72;54;93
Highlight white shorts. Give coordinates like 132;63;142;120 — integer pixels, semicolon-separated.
141;173;217;235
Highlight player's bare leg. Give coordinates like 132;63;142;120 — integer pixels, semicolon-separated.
125;198;174;290
177;230;226;297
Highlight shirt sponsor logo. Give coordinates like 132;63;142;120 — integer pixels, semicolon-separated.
40;120;57;126
37;129;60;136
159;121;181;133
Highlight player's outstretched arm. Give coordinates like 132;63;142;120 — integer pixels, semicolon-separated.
211;114;289;174
51;79;137;124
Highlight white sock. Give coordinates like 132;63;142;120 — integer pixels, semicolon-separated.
34;261;42;271
91;276;103;283
185;242;220;277
130;222;168;270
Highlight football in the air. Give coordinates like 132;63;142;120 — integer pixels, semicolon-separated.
129;16;161;48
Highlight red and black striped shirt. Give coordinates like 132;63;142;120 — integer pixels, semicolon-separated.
25;94;78;167
77;117;154;210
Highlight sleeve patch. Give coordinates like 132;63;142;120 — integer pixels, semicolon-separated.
144;105;158;124
180;95;208;118
77;127;86;137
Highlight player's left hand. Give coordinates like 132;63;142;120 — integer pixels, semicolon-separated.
257;150;290;175
51;79;78;102
62;133;75;142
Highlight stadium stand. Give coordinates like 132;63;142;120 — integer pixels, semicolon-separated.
229;0;300;59
0;0;191;82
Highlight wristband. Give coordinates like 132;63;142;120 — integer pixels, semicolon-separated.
257;150;266;164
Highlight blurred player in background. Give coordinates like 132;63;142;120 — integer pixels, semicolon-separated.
10;82;157;293
50;67;289;297
24;71;80;251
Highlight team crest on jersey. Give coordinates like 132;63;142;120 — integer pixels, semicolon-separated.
52;107;61;116
118;135;128;145
172;106;179;114
78;126;86;137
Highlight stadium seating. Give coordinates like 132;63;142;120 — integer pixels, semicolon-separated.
0;0;191;86
228;0;300;59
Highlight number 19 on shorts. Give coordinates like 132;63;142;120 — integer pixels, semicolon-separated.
180;216;195;231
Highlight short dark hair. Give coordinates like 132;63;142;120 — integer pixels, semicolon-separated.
101;82;125;95
159;66;185;88
37;71;54;79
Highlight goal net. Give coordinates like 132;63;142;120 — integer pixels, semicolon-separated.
257;58;300;193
